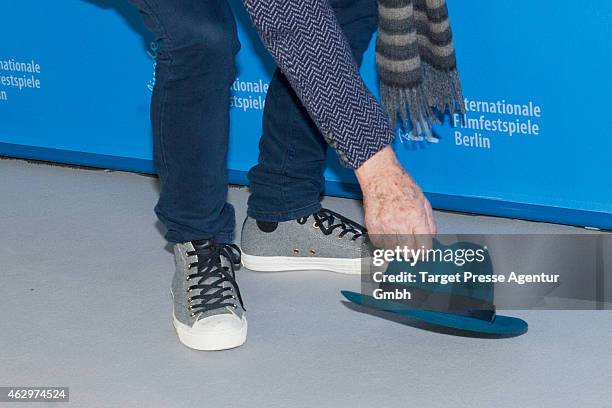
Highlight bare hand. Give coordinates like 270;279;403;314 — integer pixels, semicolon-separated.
355;147;436;250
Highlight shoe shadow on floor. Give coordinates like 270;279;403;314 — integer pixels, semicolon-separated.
340;301;523;339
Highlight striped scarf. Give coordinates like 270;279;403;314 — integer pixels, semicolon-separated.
376;0;465;140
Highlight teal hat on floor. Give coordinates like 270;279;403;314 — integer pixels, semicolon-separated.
342;239;528;336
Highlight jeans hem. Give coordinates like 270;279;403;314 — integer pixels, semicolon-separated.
165;231;235;245
247;202;321;222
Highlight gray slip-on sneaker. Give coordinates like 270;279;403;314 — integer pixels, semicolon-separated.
171;240;247;351
241;208;369;274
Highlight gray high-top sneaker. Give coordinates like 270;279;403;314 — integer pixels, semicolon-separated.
241;208;368;275
171;240;247;351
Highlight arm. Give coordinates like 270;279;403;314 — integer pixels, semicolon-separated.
243;0;436;243
242;0;392;169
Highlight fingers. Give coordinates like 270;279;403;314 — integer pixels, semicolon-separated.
413;226;434;252
424;200;437;235
396;232;417;253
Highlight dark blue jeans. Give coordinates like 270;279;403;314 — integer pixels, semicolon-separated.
129;0;377;243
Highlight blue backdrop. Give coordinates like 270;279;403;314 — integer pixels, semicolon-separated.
1;0;611;229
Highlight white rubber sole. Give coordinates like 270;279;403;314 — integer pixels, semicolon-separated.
172;314;247;351
241;253;364;275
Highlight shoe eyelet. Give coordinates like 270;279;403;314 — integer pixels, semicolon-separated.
190;312;196;317
293;249;300;254
312;222;319;228
309;249;316;255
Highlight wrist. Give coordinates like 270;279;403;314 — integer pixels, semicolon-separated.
354;146;401;188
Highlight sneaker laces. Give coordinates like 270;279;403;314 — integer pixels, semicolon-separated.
186;241;245;316
298;208;366;240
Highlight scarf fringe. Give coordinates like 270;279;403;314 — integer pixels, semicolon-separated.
380;64;466;141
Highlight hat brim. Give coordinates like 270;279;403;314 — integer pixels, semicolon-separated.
342;291;528;336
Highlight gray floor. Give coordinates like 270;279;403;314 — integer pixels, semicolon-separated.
1;158;610;408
